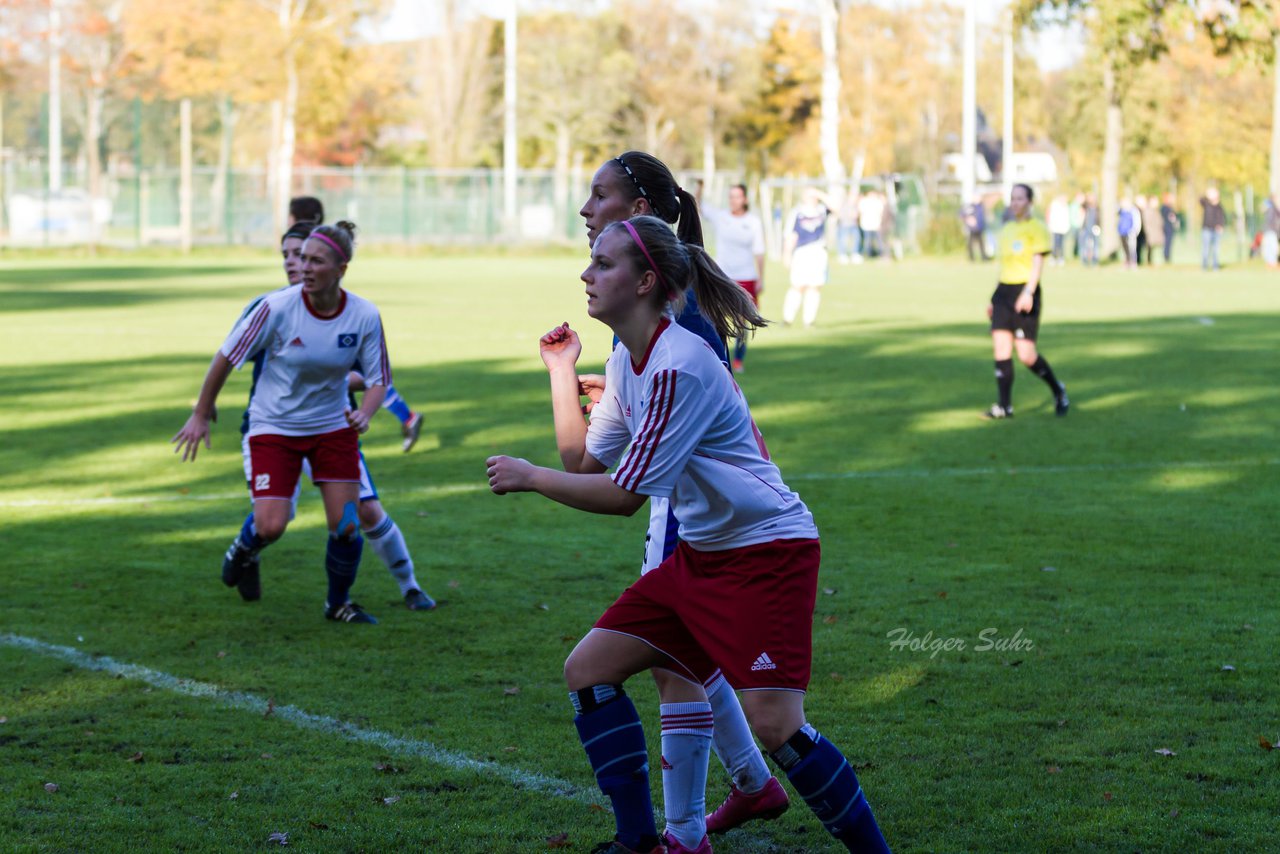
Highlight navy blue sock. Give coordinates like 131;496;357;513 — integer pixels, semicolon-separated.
237;513;268;554
771;725;889;853
382;384;413;424
324;533;363;608
570;686;659;851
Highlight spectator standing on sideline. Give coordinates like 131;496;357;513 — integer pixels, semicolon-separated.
1069;192;1085;259
1047;195;1071;266
1141;195;1164;265
1200;188;1226;270
1118;197;1139;269
1263;196;1280;269
857;190;885;260
963;195;989;262
1081;194;1100;266
1160;193;1179;263
837;190;861;264
1133;195;1149;265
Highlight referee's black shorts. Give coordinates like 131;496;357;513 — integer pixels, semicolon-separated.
990;283;1041;341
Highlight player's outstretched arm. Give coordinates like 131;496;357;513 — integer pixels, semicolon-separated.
171;352;234;462
486;455;645;516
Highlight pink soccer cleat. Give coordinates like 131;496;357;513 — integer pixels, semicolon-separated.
705;777;790;835
661;832;711;853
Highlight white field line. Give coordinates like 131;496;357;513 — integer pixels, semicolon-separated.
4;457;1277;509
0;632;588;802
2;632;782;853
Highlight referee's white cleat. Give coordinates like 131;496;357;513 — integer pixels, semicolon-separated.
981;403;1013;420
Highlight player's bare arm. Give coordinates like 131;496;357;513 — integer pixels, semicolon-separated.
171;352;234;462
347;384;385;434
485;456;645;516
539;323;598;472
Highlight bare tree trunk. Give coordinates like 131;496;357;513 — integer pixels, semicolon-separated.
819;0;845;200
211;95;235;239
273;0;305;237
553;121;570;240
702;115;716;195
1271;32;1280;196
180;98;192;253
1100;61;1122;259
86;90;103;202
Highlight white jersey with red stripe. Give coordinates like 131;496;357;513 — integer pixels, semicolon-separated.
221;287;390;438
586;318;816;551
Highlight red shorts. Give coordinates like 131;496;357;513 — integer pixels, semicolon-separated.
594;538;820;691
247;429;360;499
736;280;760;306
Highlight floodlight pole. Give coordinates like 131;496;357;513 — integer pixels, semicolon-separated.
961;0;976;206
503;0;518;238
1002;7;1014;203
48;0;62;193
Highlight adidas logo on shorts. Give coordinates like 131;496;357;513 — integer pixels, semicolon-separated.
750;652;778;672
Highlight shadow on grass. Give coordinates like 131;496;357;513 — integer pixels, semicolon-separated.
0;265;269;313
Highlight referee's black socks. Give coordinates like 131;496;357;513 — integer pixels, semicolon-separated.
994;359;1014;410
1029;355;1064;394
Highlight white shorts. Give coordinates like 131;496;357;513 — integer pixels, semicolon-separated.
241;433;378;517
789;244;829;287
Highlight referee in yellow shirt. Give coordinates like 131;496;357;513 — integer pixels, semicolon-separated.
984;183;1069;418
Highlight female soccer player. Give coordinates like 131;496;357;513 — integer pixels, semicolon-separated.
983;183;1069;419
217;222;435;611
172;221;390;624
579;154;790;845
697;182;766;373
488;216;890;854
781;188;832;327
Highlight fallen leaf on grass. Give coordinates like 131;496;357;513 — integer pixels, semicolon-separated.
537;603;550;611
503;686;521;696
829;672;844;682
216;651;227;659
546;832;572;849
503;746;518;752
261;753;273;759
308;821;328;830
382;796;400;805
1169;809;1179;819
229;791;238;800
126;752;144;763
264;698;275;718
822;588;836;595
415;511;429;518
1260;735;1274;751
936;591;948;599
374;763;402;774
1046;766;1061;774
1041;566;1057;572
447;580;459;589
0;717;7;724
822;615;838;625
44;783;58;793
267;831;289;845
560;635;576;643
1220;664;1235;672
588;804;607;813
1103;791;1113;802
1154;748;1177;757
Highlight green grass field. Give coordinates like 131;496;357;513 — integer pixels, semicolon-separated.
2;249;1278;853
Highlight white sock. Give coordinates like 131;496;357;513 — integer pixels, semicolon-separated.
364;514;419;595
782;287;803;324
706;673;771;794
802;288;822;326
660;701;713;847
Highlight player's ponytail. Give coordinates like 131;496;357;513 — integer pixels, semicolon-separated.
684;243;767;342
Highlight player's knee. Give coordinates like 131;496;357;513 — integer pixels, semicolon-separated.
357;500;382;529
741;699;806;754
256;517;288;542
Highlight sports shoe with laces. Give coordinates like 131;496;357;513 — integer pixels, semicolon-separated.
980;403;1013;420
404;588;437;611
324;601;378;624
705;777;790;834
661;831;712;853
236;553;262;602
222;540;254;588
588;838;667;854
1054;386;1070;417
402;412;424;453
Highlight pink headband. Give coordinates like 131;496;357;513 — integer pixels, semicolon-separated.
621;220;674;298
309;231;349;263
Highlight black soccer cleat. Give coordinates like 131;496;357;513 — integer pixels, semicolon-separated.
1054;387;1070;417
981;403;1013;420
222;540;254;588
325;601;378;624
236;553;262;602
404;589;437;611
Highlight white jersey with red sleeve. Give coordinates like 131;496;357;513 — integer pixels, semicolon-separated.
585;318;817;551
220;287;390;438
